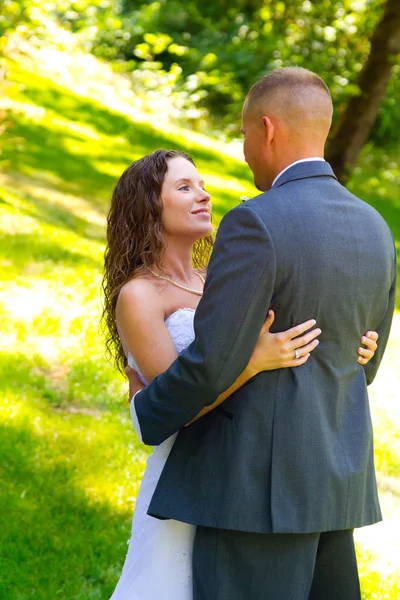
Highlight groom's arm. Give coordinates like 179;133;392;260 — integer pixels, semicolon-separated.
134;203;276;445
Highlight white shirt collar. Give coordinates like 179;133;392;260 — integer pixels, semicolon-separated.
271;158;325;188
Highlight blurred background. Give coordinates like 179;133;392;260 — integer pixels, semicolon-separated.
0;1;399;598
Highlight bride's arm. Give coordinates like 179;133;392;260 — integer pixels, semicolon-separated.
116;279;179;385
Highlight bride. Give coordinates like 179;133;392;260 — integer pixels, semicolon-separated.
102;149;378;600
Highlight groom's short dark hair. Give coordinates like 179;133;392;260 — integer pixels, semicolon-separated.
247;67;331;105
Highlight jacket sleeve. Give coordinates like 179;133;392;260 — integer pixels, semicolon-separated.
363;244;397;386
134;203;277;445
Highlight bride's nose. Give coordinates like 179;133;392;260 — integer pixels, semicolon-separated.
198;188;211;202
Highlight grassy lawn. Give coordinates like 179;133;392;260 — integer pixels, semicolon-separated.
0;45;399;599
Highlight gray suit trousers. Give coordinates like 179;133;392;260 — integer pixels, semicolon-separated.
193;527;361;600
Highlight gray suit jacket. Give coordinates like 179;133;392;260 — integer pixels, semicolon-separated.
134;161;397;534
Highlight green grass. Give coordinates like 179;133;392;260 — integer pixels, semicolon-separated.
0;45;399;599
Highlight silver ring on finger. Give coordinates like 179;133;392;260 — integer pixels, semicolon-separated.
294;349;300;360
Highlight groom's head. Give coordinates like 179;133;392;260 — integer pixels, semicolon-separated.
241;67;333;191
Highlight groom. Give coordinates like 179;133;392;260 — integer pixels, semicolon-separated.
130;68;396;598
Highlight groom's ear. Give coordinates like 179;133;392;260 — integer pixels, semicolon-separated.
262;116;274;145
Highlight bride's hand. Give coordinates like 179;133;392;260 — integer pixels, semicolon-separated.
248;310;321;374
357;331;378;365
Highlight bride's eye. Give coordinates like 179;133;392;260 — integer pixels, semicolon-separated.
178;185;190;191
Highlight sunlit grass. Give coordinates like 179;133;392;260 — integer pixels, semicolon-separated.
0;43;399;599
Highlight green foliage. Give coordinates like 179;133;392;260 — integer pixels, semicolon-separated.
0;1;31;36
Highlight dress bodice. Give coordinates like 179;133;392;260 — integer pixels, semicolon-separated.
127;307;196;384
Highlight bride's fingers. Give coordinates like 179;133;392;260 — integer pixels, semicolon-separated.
261;310;275;333
361;336;377;352
365;331;379;341
287;352;311;367
358;347;374;360
280;319;317;342
283;339;319;367
288;327;321;350
294;338;320;358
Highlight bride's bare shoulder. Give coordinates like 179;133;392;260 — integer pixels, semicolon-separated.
117;272;163;316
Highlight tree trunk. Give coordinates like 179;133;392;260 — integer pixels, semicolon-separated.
326;0;400;183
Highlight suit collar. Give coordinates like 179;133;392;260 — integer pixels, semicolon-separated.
272;160;338;188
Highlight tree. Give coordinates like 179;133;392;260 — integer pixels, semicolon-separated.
326;0;400;183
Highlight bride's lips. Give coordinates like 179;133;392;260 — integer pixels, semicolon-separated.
191;208;211;217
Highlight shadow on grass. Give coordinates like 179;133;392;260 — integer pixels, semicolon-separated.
0;232;101;271
0;352;124;415
19;69;251;173
8;63;251;181
3;62;252;249
0;184;106;244
7;113;250;198
0;420;131;600
3;118;118;209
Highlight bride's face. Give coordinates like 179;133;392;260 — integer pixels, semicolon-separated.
160;157;213;241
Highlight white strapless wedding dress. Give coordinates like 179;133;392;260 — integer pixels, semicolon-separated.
110;308;197;600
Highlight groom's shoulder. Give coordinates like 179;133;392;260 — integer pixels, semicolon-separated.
221;191;274;226
246;188;278;207
218;189;286;233
245;181;391;228
240;187;283;219
340;185;394;234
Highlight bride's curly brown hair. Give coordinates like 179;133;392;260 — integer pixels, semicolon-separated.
102;149;214;374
